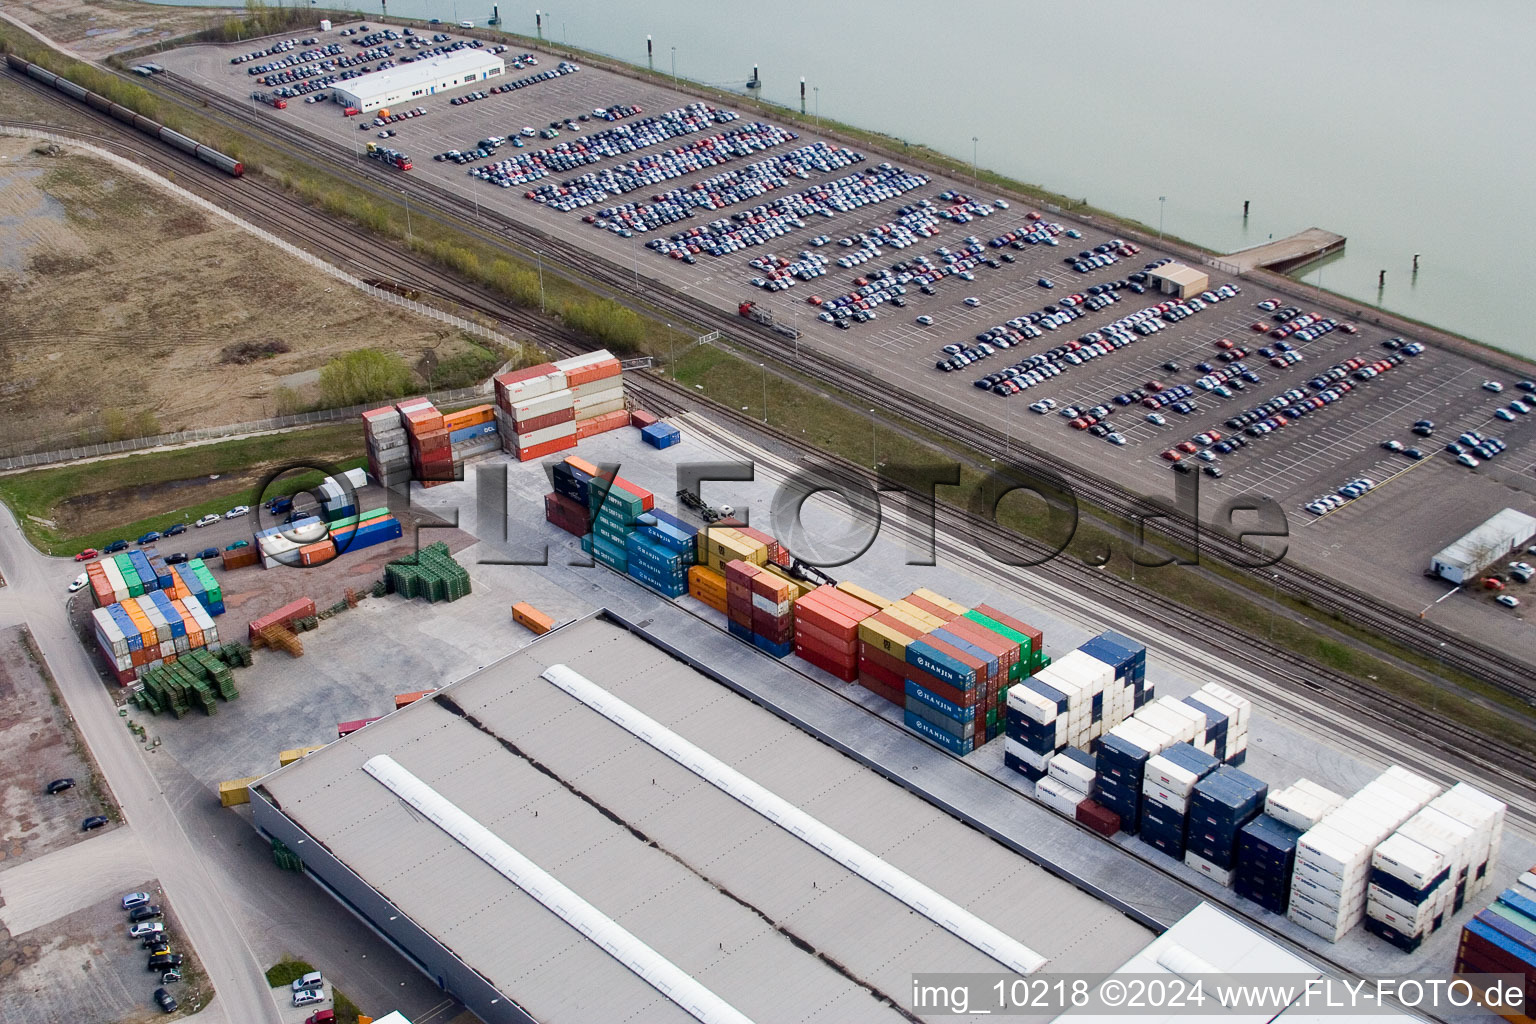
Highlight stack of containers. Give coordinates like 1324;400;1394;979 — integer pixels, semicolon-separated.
248;598;317;642
363;405;411;489
255;516;329;568
1077;630;1150;710
1002;651;1114;781
558;350;629;439
1234;780;1346;916
723;560;794;656
1096;718;1175;834
399;397;453;484
696;524;770;574
793;585;879;681
1288;766;1441;943
442;404;501;465
1365;783;1507;952
640;422;682;449
314;467;368;523
173;560;224;615
1454;871;1536;1016
497;363;578;461
687;564;728;612
1139;742;1221;860
89;594;219;685
546;456;596;536
626;509;696;597
1038;748;1098;817
329;509;404;553
857;603;925;704
580;472;654;572
1182;682;1252;765
1183;766;1269;885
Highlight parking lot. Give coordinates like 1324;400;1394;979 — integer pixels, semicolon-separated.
0;623;111;864
154;24;1536;645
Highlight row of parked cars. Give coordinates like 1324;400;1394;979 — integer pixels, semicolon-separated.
121;891;183;1012
527;120;800;212
465;102;733;187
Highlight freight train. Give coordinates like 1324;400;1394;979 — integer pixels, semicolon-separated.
4;54;244;177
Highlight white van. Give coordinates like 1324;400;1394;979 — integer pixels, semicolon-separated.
459;20;475;28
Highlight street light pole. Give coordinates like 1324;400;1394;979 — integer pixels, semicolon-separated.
1269;573;1280;640
759;363;767;423
1158;196;1166;240
536;249;545;313
971;136;978;187
813;86;819;129
670;47;676;88
401;189;412;241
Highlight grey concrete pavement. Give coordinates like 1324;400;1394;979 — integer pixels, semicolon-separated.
0;826;150;934
0;505;277;1024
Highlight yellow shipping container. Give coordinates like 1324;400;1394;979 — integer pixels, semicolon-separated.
512;601;556;635
858;616;915;658
279;745;326;767
836;581;891;610
910;587;968;617
218;776;263;807
889;601;945;631
697;526;767;573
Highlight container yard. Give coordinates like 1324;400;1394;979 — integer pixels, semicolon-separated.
102;408;1528;998
148;22;1536;657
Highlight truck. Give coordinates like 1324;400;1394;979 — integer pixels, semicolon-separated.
737;301;801;340
364;142;412;171
676;488;734;524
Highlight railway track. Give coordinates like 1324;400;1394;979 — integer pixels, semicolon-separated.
129;69;1536;705
5;75;1532;796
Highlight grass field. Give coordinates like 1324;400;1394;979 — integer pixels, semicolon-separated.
0;423;364;554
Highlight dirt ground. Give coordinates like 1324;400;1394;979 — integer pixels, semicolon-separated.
0;137;493;453
0;885;208;1023
0;624;112;867
0;0;238;62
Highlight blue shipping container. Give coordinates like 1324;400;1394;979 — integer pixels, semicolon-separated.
905;711;973;756
905;680;977;722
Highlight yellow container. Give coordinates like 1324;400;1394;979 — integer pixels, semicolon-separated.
889;601;945;631
512;601;556;634
218;776;262;807
688;565;729;612
279;745;325;767
910;587;968;617
836;581;891;610
858;616;914;658
762;564;813;601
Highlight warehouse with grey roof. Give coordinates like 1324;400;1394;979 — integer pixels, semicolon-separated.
251;613;1155;1024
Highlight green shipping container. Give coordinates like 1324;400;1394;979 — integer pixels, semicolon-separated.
962;610;1030;680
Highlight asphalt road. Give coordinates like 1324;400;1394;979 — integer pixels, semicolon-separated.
0;505;281;1024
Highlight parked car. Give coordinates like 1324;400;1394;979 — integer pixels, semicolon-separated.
122;892;152;910
1496;595;1521;609
68;573;88;593
45;777;74;794
74;548;100;561
129;904;163;923
154;987;178;1013
224;506;250;519
226;540;250;551
103;540;129;553
82;815;109;831
136;531;161;546
163;553;189;565
129;922;165;939
292;972;326;992
196;548;220;561
294;989;327;1007
163;523;187;537
194;514;220;528
147;953;184;971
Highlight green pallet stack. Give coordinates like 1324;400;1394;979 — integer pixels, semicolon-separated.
133;648;242;717
385;542;472;603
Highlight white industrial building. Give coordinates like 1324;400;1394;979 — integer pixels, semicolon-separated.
250;614;1154;1024
1149;262;1211;298
1427;508;1536;584
330;49;503;112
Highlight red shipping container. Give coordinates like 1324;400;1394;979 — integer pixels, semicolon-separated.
511;408;576;435
630;409;658;428
732;526;788;567
858;642;907;678
902;594;957;622
595;474;654;512
975;603;1043;656
858;658;905;690
249;597;318;640
795;617;855;654
868;609;926;642
819;587;881;621
797;608;859;646
565;358;622;386
801;651;858;682
945;617;1017;672
859;674;905;705
515;436;579;461
545;492;587;520
794;632;856;669
576;410;631;439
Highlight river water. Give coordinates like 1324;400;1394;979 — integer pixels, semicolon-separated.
143;0;1536;359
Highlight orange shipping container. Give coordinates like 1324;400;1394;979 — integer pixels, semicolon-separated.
575;410;631;439
441;404;495;431
395;689;437;709
512;601;556;634
563;455;600;476
298;539;337;567
564;358;622;386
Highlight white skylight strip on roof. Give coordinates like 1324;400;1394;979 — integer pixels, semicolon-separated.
540;663;1049;975
362;753;757;1024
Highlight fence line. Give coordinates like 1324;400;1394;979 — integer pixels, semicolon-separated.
0;126;532;468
